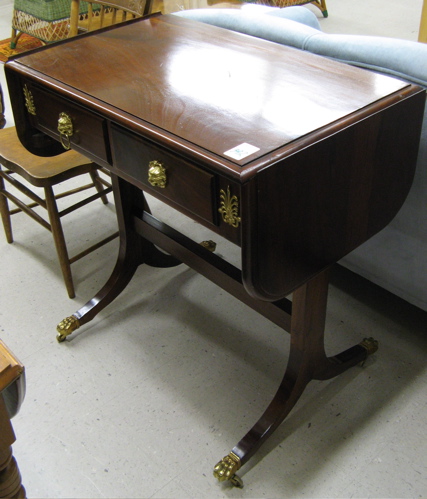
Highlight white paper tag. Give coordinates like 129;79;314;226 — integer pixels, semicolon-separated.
224;143;260;161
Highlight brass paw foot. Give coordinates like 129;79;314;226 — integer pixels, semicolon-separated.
213;452;243;488
359;337;379;355
358;337;379;366
200;240;217;252
56;315;80;342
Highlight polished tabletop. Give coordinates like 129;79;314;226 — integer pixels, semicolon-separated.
15;15;408;167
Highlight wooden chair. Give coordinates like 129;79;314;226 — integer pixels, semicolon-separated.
68;0;154;37
1;0;154;298
0;85;118;299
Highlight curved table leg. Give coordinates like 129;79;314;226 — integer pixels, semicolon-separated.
56;175;181;342
56;243;140;342
214;269;378;486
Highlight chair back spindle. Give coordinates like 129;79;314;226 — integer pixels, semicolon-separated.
69;0;154;37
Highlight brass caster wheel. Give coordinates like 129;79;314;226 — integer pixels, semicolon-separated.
229;473;244;488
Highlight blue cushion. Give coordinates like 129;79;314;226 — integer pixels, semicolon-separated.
174;8;427;87
174;9;322;50
304;34;427;87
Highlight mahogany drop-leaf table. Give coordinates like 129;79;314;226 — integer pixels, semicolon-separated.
5;14;425;486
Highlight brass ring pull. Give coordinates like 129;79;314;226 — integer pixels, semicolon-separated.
57;112;73;150
148;160;167;188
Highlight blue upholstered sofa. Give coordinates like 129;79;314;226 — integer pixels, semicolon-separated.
174;6;427;311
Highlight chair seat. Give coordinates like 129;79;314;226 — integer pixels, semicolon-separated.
0;123;116;298
0;126;94;186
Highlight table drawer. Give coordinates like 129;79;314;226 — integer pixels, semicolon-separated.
26;83;110;164
111;124;216;225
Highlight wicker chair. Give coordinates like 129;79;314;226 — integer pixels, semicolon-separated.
10;0;91;48
11;0;153;48
254;0;328;17
420;0;427;43
68;0;154;37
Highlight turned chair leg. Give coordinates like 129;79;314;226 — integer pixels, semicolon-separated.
89;170;109;205
44;186;75;299
319;0;328;17
9;28;23;50
0;172;13;244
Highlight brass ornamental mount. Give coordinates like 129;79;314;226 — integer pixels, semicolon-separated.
23;85;36;115
148;160;167;188
57;112;74;150
218;186;241;228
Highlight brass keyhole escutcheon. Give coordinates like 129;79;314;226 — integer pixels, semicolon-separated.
57;112;74;150
148;160;167;188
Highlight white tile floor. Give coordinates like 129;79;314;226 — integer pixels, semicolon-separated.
1;1;426;497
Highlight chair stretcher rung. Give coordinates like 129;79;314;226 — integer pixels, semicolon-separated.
59;186;113;217
2;190;50;230
69;231;119;263
0;169;46;207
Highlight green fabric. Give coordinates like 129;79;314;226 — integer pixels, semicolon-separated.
13;0;97;22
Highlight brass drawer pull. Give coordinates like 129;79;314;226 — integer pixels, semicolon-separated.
148;160;167;188
57;112;73;150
